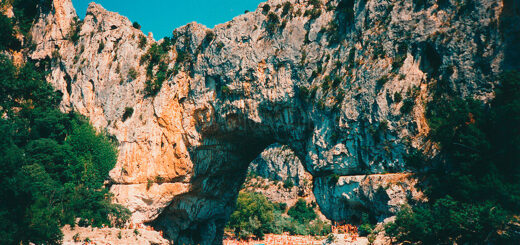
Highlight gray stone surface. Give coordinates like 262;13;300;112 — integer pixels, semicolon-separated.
249;143;310;186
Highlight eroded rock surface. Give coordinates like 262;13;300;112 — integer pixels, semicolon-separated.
314;173;425;222
249;143;311;186
30;0;513;243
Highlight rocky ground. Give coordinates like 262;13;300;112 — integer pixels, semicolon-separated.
61;225;169;245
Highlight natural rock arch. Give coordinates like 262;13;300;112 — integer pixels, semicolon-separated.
151;72;314;244
29;0;508;244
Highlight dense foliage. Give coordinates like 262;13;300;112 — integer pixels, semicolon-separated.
227;191;330;240
227;191;275;239
287;198;317;223
0;2;130;243
0;14;21;50
0;55;130;244
385;72;520;244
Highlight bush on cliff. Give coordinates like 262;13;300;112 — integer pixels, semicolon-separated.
386;72;520;243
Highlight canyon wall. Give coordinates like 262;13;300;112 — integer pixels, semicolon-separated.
30;0;510;243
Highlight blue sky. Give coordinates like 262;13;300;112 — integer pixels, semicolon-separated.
72;0;265;39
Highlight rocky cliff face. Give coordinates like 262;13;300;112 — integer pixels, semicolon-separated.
30;0;511;243
249;143;311;186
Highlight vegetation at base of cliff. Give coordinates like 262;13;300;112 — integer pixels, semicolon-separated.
385;72;520;244
0;54;130;245
226;191;330;240
287;199;317;223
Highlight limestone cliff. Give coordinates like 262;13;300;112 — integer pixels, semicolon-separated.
29;0;515;243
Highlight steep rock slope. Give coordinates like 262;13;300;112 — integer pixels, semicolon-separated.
30;0;511;243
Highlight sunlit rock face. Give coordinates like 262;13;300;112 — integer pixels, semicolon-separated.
31;0;511;243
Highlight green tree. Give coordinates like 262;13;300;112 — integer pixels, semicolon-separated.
288;199;316;223
0;55;129;244
228;191;275;239
387;72;520;243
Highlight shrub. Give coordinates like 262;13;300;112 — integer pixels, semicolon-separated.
400;98;415;114
69;19;82;44
309;0;321;8
138;35;147;49
155;175;165;183
266;12;280;35
141;44;170;96
304;8;322;20
413;0;427;11
368;233;377;244
175;50;191;64
308;219;331;236
392;54;406;71
282;2;293;16
12;0;50;35
373;43;385;59
262;4;271;14
288;199;316;223
0;14;21;51
227;191;275;240
283;179;294;189
146;179;153;190
393;92;402;102
332;76;342;88
132;21;141;30
122;107;134;122
358;213;374;236
275;202;287;212
128;67;138;81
